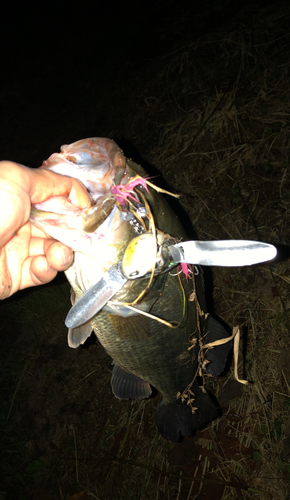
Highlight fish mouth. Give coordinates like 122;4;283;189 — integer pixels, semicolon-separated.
30;138;134;233
81;195;117;233
40;137;128;202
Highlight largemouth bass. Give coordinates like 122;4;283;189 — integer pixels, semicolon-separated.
30;138;232;442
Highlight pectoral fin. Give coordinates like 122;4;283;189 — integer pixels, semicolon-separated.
68;323;93;348
111;362;152;400
67;288;93;348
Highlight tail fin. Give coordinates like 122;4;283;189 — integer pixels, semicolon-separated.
156;390;220;442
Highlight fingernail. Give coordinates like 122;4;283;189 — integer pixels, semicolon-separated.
44;261;53;273
61;246;73;268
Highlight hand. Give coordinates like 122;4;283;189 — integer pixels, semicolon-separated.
0;161;91;299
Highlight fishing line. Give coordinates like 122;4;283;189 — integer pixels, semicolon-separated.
110;273;187;329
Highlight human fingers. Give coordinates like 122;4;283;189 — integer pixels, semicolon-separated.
0;247;12;299
0;162;91;248
0;162;32;247
20;254;58;289
0;246;58;297
29;237;74;272
0;161;91;209
0;222;72;295
28;167;91;208
45;241;74;271
21;240;74;289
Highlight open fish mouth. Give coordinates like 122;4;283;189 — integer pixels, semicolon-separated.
41;137;127;200
31;138;128;234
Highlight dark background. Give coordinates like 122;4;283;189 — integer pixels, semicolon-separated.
0;0;273;165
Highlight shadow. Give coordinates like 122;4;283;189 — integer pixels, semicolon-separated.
271;243;290;264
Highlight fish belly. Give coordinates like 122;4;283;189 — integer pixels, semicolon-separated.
90;270;220;442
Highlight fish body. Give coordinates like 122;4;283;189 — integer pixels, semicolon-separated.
30;138;231;441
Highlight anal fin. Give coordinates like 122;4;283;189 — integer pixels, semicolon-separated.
111;362;152;400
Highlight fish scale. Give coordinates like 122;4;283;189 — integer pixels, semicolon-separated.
92;273;196;403
30;137;233;442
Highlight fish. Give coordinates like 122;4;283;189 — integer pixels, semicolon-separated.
30;137;233;442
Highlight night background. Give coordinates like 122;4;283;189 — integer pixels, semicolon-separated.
1;0;290;499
